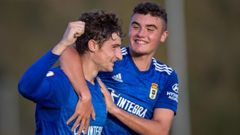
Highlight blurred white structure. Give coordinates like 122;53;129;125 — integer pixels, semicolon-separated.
165;0;191;135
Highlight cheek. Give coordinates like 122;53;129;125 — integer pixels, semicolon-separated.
100;49;112;59
129;29;137;37
108;51;115;60
150;33;161;42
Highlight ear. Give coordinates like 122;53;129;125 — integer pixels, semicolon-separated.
88;39;98;52
160;31;168;43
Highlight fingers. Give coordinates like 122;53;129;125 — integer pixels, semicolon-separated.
91;108;96;120
97;77;103;86
97;77;110;100
66;92;95;134
70;21;85;38
67;113;77;125
71;114;83;131
77;118;86;134
97;77;107;92
60;21;85;47
67;112;91;134
81;118;90;135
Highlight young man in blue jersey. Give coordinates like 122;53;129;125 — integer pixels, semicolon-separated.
18;10;123;135
61;2;179;135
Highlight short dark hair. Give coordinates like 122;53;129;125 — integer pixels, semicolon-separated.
76;10;123;54
133;2;167;30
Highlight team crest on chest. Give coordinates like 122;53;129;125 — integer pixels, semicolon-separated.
149;83;158;100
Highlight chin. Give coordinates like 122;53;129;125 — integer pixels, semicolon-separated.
102;67;113;72
131;49;146;55
131;45;144;52
107;68;113;72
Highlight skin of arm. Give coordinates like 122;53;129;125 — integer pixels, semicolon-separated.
19;20;85;97
97;78;174;135
55;21;95;133
60;46;96;132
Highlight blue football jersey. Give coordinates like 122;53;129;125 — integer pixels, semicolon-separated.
99;47;179;134
18;50;107;135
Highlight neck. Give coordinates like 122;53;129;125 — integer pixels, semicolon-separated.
130;51;153;71
81;53;98;84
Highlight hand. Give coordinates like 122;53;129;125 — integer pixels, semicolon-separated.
97;77;117;113
52;21;85;55
67;96;96;134
59;21;85;46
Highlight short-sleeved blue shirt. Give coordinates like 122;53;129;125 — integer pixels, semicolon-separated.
99;47;179;135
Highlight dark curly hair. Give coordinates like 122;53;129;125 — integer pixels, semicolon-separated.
76;10;123;54
133;2;167;30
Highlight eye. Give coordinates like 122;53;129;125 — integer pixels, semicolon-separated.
147;27;155;32
112;44;121;49
132;24;139;29
147;28;154;32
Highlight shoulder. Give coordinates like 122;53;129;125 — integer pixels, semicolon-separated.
45;67;73;99
120;47;129;61
121;47;128;56
45;67;69;83
152;58;176;76
46;67;61;77
151;58;178;85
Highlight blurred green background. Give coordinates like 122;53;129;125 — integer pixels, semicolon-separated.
0;0;240;135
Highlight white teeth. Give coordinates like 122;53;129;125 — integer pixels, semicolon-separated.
135;40;146;44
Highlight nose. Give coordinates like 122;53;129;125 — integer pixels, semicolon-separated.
137;28;146;37
115;48;122;60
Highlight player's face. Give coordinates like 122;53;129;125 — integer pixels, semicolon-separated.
129;13;168;56
95;33;122;72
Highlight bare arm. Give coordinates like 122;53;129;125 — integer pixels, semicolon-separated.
97;78;174;135
112;107;173;135
60;47;91;98
60;47;95;133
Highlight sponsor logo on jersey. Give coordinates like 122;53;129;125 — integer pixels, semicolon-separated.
109;88;148;118
166;83;179;103
166;91;178;103
149;83;158;100
74;125;103;135
112;73;123;82
46;71;54;77
172;83;179;93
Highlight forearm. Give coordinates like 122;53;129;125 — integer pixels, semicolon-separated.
97;78;171;134
110;108;172;135
60;46;95;132
52;42;69;55
60;47;91;99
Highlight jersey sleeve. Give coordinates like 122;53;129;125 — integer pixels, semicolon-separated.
18;50;60;106
156;71;179;114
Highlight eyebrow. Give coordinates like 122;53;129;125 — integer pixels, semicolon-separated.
113;44;121;47
131;21;158;29
110;44;120;49
131;21;139;25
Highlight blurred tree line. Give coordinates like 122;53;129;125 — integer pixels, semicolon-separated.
0;0;240;135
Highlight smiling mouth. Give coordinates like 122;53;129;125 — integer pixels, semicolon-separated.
135;39;148;45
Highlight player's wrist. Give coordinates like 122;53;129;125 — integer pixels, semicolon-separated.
109;105;120;114
52;42;69;55
79;89;92;101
